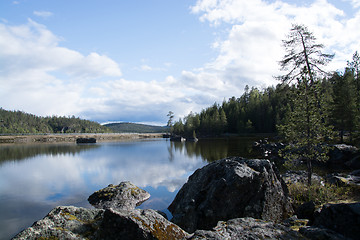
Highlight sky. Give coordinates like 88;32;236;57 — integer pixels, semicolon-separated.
1;0;360;125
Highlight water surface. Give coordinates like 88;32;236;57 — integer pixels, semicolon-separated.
0;137;259;239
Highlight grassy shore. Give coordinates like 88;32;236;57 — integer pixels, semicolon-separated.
0;133;163;144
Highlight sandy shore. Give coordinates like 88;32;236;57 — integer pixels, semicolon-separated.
0;133;164;144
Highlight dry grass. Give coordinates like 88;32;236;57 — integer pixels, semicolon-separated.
287;181;360;208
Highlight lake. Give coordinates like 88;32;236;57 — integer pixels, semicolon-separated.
0;137;261;239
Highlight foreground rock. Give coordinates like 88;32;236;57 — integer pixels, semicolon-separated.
189;217;304;240
88;181;150;211
100;208;189;240
13;206;104;239
300;202;360;240
13;206;189;240
299;226;348;240
168;157;293;233
327;144;359;167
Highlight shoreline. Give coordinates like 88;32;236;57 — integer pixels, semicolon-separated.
0;133;164;144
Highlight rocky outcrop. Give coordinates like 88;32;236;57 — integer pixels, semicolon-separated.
295;201;316;222
299;226;348;240
328;144;359;166
14;162;359;239
326;172;360;186
168;157;293;233
13;206;189;240
308;202;360;240
13;182;188;240
100;208;189;240
13;206;105;240
189;217;304;240
88;181;150;211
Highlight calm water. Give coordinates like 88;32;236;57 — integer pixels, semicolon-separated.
0;137;260;239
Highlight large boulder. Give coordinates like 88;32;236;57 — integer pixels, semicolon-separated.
168;157;293;233
299;226;348;240
309;202;360;240
189;217;304;240
328;144;359;168
88;181;150;211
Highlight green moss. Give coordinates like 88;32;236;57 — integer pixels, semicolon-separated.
133;215;187;240
60;211;80;221
36;237;59;240
130;186;141;196
289;219;309;231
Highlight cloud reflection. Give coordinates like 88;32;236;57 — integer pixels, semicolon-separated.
0;139;207;239
0;137;260;239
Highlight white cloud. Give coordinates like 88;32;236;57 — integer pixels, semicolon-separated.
1;1;360;124
186;0;360;100
0;19;122;117
344;0;360;8
0;16;200;121
141;64;153;71
33;11;53;18
138;64;166;72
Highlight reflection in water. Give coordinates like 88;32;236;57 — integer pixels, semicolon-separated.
0;137;260;240
170;137;260;162
0;143;99;163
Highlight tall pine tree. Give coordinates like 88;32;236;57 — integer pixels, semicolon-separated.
277;24;334;185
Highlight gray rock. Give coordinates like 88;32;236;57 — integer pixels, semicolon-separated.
299;226;347;240
12;207;189;240
345;155;360;170
12;206;104;240
99;208;189;240
188;217;304;240
311;202;360;240
350;169;360;176
282;170;324;185
328;144;359;167
282;215;309;230
326;172;360;186
296;201;316;222
88;181;150;211
168;157;293;233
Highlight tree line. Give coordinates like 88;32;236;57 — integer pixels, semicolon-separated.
170;52;359;145
170;24;360;186
0;108;112;134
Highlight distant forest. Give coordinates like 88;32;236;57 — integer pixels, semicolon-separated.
104;122;168;133
0;108;111;134
170;52;360;143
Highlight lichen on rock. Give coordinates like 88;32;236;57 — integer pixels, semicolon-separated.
88;181;150;211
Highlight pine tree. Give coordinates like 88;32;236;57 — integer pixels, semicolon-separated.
277;24;334;185
330;70;358;142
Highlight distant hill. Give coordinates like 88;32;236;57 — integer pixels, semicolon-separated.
0;108;112;134
104;122;169;133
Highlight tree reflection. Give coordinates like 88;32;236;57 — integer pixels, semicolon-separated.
0;144;98;163
169;137;261;163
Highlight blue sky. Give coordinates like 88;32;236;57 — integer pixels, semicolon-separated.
1;0;360;125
